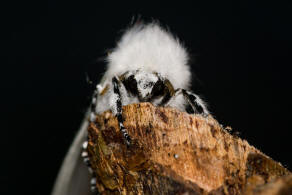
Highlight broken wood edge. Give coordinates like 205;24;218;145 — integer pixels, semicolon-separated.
87;102;291;194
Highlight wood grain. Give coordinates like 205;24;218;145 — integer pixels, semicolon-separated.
87;103;291;194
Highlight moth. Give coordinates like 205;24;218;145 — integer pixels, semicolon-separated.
52;21;209;195
90;22;209;145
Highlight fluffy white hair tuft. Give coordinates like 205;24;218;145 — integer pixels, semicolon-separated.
104;23;192;89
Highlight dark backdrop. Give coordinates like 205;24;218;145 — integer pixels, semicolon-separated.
2;1;292;194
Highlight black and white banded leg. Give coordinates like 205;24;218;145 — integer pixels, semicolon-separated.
168;89;209;116
81;142;90;165
81;140;98;193
90;177;97;193
112;76;131;146
90;89;98;122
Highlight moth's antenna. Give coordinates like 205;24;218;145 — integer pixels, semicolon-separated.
85;72;93;86
130;14;143;26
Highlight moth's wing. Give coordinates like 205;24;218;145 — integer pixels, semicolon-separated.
51;112;93;195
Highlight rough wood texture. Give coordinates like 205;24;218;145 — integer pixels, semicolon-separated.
87;103;291;194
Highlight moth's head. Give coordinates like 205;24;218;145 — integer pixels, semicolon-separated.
134;70;159;101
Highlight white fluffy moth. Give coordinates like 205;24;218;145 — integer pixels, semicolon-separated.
51;21;210;195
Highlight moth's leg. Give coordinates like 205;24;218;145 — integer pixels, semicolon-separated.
85;87;98;167
150;77;174;106
112;76;131;145
182;89;209;116
90;89;98;122
81;140;94;177
84;88;100;192
90;177;98;193
81;141;89;165
166;88;209;116
81;140;98;193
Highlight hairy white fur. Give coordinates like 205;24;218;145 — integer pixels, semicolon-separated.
102;23;191;90
94;22;204;114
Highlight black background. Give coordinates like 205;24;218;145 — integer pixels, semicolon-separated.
2;1;292;194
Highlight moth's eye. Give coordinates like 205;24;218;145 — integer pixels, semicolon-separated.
124;75;138;94
152;80;164;97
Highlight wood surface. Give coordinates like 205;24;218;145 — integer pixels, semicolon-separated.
87;103;291;195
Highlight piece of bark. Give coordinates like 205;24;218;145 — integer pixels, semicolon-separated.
87;103;291;194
